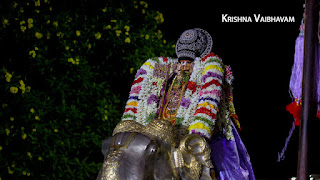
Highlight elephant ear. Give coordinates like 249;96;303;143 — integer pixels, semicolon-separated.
177;134;213;180
101;137;113;158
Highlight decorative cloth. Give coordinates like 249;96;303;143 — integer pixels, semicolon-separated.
278;9;320;162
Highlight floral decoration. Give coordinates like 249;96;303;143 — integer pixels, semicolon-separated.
122;54;240;140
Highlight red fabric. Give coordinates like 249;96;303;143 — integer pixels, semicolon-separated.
286;102;301;126
202;79;220;89
132;77;143;85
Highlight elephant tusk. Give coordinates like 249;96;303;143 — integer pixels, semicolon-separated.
173;149;184;168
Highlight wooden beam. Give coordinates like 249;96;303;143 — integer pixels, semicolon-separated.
297;0;318;179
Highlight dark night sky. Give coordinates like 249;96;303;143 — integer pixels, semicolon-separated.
1;0;318;179
152;0;320;179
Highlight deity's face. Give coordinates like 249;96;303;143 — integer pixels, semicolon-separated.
179;60;192;71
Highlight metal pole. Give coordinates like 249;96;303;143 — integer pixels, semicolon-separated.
297;0;317;179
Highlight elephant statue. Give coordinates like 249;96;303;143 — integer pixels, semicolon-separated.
97;119;214;180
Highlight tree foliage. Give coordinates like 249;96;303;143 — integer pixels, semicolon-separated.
0;0;175;178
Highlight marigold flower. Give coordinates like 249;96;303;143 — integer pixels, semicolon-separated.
29;50;36;58
53;21;58;27
22;171;27;175
0;146;2;150
87;43;92;49
125;37;131;43
124;25;130;31
27;152;32;158
5;72;12;82
28;23;33;29
3;19;9;27
22;133;27;140
35;32;43;39
56;32;63;37
142;9;146;14
68;58;75;64
140;1;148;8
26;86;31;92
46;20;51;24
110;19;117;23
10;87;18;94
104;25;111;30
115;30;122;37
102;8;107;13
95;32;101;39
13;2;18;8
145;34;149;40
19;80;26;93
6;129;10;136
130;67;134;74
8;167;13;174
38;156;43;161
46;32;51;39
76;30;81;36
20;26;26;32
35;116;40;120
10;117;14;121
155;11;164;24
35;0;40;6
54;129;58;132
27;18;33;24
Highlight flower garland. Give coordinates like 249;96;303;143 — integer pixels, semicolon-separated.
122;57;176;125
175;57;203;126
187;54;224;139
122;54;240;140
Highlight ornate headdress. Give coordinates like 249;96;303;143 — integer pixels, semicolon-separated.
175;28;213;61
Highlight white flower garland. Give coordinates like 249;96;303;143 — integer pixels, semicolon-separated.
122;55;236;140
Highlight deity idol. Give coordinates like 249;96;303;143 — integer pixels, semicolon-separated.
97;28;255;180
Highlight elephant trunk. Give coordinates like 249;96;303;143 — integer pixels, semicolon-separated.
98;150;122;180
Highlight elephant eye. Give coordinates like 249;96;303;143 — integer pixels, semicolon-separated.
147;142;159;155
150;147;157;154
